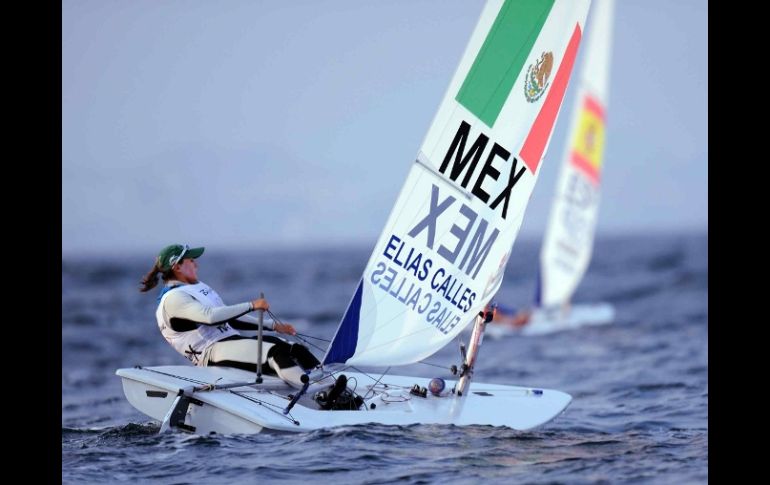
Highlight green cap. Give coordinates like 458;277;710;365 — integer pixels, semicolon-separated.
157;244;205;271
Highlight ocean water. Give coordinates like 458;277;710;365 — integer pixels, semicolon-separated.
62;231;708;484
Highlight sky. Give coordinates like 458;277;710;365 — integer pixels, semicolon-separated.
62;0;707;257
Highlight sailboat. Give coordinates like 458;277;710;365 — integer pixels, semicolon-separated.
488;0;615;338
116;0;592;434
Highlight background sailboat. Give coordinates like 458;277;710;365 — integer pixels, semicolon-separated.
490;0;616;338
117;0;593;433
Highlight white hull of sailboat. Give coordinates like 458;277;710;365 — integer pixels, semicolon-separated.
117;365;571;434
486;302;615;339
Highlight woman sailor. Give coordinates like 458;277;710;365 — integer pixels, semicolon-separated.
139;243;323;389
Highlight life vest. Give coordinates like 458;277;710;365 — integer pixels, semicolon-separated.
156;282;240;365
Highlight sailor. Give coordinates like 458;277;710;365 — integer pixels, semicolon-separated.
491;304;532;328
139;243;327;390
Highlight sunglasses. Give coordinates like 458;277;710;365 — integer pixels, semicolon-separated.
168;244;189;267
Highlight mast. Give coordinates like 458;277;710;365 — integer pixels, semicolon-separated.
255;292;265;384
454;305;495;396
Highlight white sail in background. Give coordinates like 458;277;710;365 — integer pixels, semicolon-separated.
538;0;614;309
324;0;592;367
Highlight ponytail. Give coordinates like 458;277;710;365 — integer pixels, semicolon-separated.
139;258;175;292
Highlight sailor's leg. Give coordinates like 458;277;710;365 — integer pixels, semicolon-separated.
265;341;306;388
266;341;335;390
289;343;321;369
206;336;275;374
208;336;331;390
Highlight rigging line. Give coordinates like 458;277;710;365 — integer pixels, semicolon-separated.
265;309;330;352
417;360;449;370
229;390;299;424
295;332;331;342
293;335;328;354
315;367;370;406
310;370;344;387
345;365;391;386
332;365;386;395
360;367;391;401
266;309;283;325
297;337;327;354
139;367;211;386
266;310;329;341
229;390;285;411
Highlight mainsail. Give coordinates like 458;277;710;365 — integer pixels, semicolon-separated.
324;0;592;367
538;0;614;308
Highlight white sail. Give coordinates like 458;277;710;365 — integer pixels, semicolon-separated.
324;0;592;367
538;0;613;308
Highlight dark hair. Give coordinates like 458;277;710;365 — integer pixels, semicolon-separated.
139;258;176;292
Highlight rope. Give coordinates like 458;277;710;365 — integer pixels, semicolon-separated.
229;389;300;425
360;367;390;401
294;335;327;353
266;309;329;353
197;377;223;391
139;367;211;386
295;332;331;342
417;360;450;370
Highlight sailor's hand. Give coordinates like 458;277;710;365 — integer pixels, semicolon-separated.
274;322;296;336
251;298;269;311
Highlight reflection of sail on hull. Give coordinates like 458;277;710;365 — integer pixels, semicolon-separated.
117;0;592;434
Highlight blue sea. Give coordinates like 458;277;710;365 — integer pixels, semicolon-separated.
62;231;708;484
